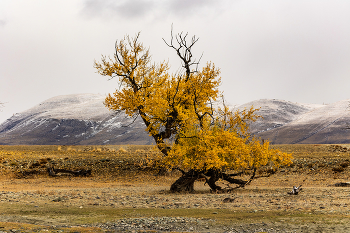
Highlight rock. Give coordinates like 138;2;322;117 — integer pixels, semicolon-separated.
223;197;236;203
52;197;64;202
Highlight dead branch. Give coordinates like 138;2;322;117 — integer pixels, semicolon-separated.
47;167;92;177
334;182;350;187
288;177;306;195
288;185;302;195
163;25;201;81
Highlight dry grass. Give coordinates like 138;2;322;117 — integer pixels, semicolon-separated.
1;144;350;232
271;144;350;159
1;143;350;187
0;145;161;180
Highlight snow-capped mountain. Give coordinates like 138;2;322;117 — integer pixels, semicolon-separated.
0;94;153;145
234;99;323;135
0;94;349;145
253;99;350;144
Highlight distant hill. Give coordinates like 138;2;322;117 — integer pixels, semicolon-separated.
0;94;153;145
234;99;322;135
0;94;349;145
251;99;350;144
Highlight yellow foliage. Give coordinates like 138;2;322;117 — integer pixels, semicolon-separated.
164;108;292;171
95;33;221;147
118;147;127;153
95;32;292;173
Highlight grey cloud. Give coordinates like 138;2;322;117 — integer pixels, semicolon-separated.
81;0;228;21
166;0;223;17
117;0;155;18
82;0;155;19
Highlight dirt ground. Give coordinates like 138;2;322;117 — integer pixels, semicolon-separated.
0;144;350;232
1;173;350;232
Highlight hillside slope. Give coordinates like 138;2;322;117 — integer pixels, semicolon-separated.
255;99;350;144
0;94;153;145
234;99;322;135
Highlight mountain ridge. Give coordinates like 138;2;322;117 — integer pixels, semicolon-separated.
0;94;152;145
0;94;349;145
255;99;350;144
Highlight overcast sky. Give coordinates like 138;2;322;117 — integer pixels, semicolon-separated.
1;0;350;123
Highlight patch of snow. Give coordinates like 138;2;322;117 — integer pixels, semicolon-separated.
52;124;60;131
75;132;86;138
286;99;350;126
17;93;111;121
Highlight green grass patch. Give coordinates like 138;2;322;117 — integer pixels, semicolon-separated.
1;203;349;227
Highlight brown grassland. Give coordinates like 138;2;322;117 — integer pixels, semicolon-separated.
1;144;350;232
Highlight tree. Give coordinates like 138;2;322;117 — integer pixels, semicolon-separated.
94;31;292;192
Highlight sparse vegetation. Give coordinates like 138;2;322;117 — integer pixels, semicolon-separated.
0;144;349;180
0;144;350;232
0;145;159;179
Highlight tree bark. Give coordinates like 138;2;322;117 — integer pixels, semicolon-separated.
204;170;223;191
170;169;198;192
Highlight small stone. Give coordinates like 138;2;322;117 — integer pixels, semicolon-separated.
223;197;236;203
52;197;64;202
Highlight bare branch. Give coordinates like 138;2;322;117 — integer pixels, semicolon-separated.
163;26;201;81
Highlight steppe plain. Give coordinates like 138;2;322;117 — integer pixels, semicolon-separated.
1;144;350;232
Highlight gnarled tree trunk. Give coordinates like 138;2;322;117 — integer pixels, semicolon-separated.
170;168;257;193
170;169;198;192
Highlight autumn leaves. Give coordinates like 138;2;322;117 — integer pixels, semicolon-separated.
94;31;292;190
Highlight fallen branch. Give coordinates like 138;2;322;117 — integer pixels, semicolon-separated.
334;182;350;187
288;178;307;195
47;167;92;177
288;185;302;195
